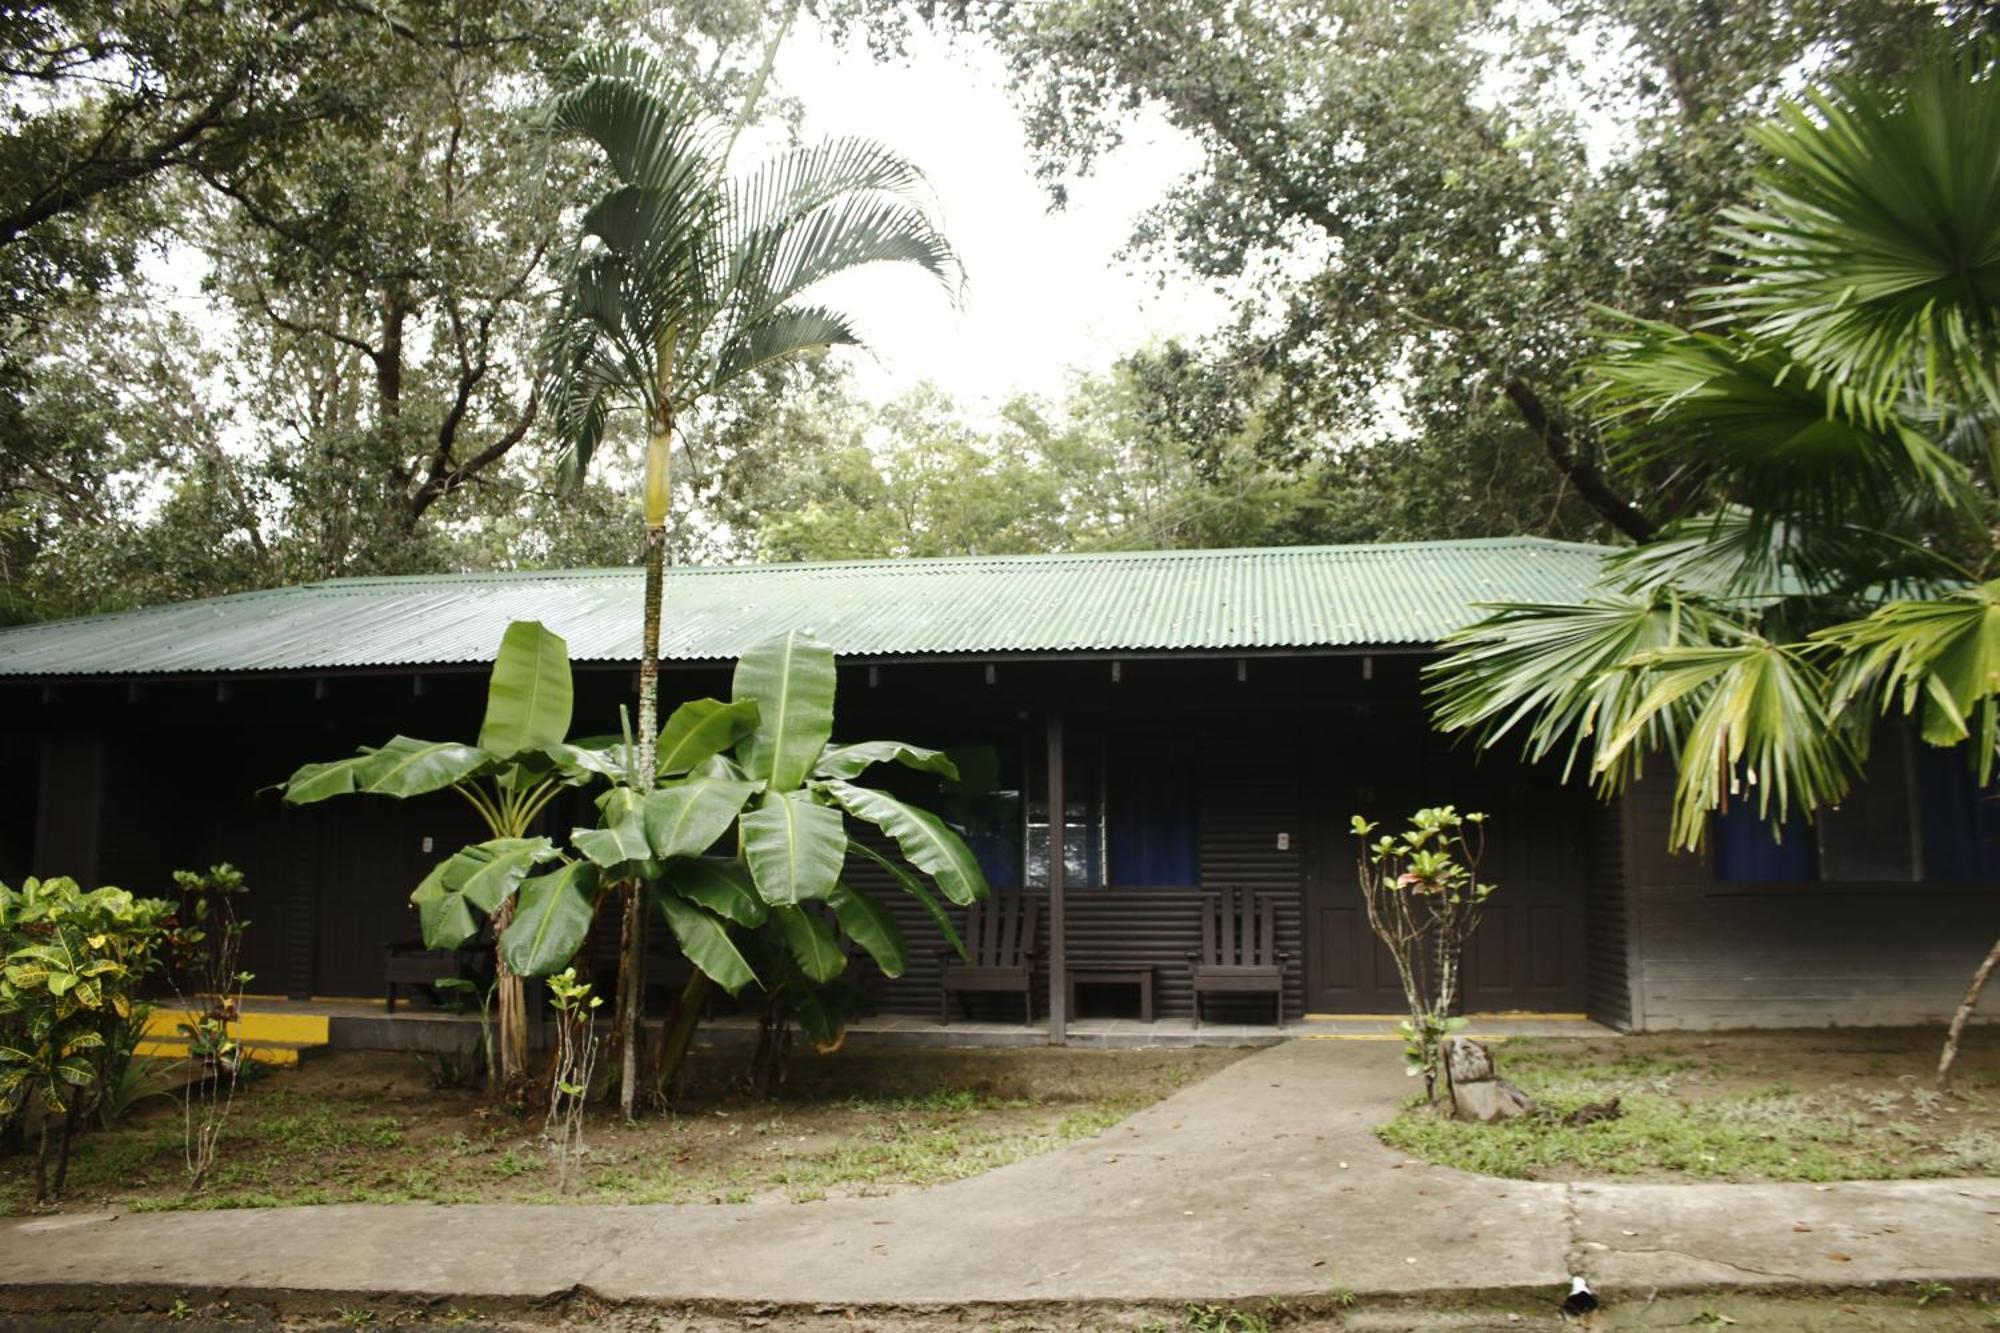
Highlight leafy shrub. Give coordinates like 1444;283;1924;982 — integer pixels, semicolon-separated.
0;875;172;1202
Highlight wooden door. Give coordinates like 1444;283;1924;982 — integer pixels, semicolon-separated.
1301;718;1421;1014
1301;721;1591;1015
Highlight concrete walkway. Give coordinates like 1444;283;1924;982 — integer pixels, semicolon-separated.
1;1040;1995;1309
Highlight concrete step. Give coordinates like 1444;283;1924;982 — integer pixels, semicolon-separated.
137;1005;331;1067
131;1035;321;1068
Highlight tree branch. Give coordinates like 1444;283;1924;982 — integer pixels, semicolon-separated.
407;385;540;521
1504;379;1655;542
0;75;250;248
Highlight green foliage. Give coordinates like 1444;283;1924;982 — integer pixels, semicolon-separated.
498;864;599;978
843;0;1966;547
550;627;986;1058
478;620;577;757
0;874;172;1202
284;622;605;966
542;44;961;489
0;1;799;622
1434;53;2000;857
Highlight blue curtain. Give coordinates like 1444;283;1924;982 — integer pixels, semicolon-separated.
945;744;1023;890
1712;802;1816;882
1107;733;1198;886
1918;745;2000;881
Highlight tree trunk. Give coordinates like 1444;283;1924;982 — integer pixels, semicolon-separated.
53;1096;81;1196
492;900;527;1091
33;1115;49;1206
614;520;666;1119
1938;932;2000;1087
656;970;713;1104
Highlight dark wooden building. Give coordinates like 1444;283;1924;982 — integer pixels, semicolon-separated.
3;540;1994;1033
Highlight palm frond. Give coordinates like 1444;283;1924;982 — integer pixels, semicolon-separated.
581;185;718;344
705;303;863;394
1710;55;2000;420
726;194;961;327
726;136;938;249
540;45;959;479
1816;579;2000;780
1427;588;1722;790
1600;637;1855;850
1604;504;1957;607
541;256;658;481
1586;316;1975;527
546;45;725;194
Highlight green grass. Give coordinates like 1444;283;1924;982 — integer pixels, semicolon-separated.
1379;1041;2000;1182
3;1048;1220;1214
573;1095;1142;1205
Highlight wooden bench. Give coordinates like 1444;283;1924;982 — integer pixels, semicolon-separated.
1068;966;1154;1023
384;940;491;1013
1188;889;1289;1028
940;896;1038;1024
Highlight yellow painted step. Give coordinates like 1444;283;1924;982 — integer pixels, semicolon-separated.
140;1008;330;1046
132;1037;314;1068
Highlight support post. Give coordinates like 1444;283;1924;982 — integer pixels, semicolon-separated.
1047;713;1066;1044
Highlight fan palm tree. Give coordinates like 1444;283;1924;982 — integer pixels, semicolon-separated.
542;45;960;1115
1429;52;2000;1083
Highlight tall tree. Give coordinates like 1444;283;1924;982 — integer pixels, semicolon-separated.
1429;52;2000;1083
0;1;803;620
844;0;1972;544
541;44;959;1115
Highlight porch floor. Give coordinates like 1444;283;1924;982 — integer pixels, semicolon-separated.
236;997;1618;1053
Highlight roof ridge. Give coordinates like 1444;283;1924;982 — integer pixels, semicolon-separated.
292;535;1617;590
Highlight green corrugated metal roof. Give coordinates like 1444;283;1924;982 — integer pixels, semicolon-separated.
0;538;1612;677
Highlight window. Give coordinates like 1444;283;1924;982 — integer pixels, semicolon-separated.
1816;729;1920;882
1713;728;1998;883
932;729;1200;890
1107;732;1199;886
1918;744;2000;881
1712;802;1817;882
941;744;1024;891
1026;733;1104;888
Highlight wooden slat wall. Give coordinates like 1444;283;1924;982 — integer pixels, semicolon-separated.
1583;799;1632;1029
1624;776;2000;1029
848;724;1306;1021
1194;726;1305;1020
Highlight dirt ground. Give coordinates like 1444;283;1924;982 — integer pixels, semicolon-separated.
1381;1026;2000;1182
3;1290;1999;1332
0;1041;1248;1214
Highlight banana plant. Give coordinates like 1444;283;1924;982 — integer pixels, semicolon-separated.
280;619;613;1088
566;627;988;1089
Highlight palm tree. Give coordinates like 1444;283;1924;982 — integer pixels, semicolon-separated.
541;46;960;1116
1429;51;2000;1083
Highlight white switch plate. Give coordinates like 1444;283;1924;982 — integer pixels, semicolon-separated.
1276;831;1290;851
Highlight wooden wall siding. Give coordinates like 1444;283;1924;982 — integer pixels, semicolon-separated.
1623;777;2000;1029
32;730;103;885
837;724;1307;1022
1195;726;1307;1020
1583;800;1633;1029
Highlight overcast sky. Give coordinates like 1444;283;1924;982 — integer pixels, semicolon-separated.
760;17;1233;409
